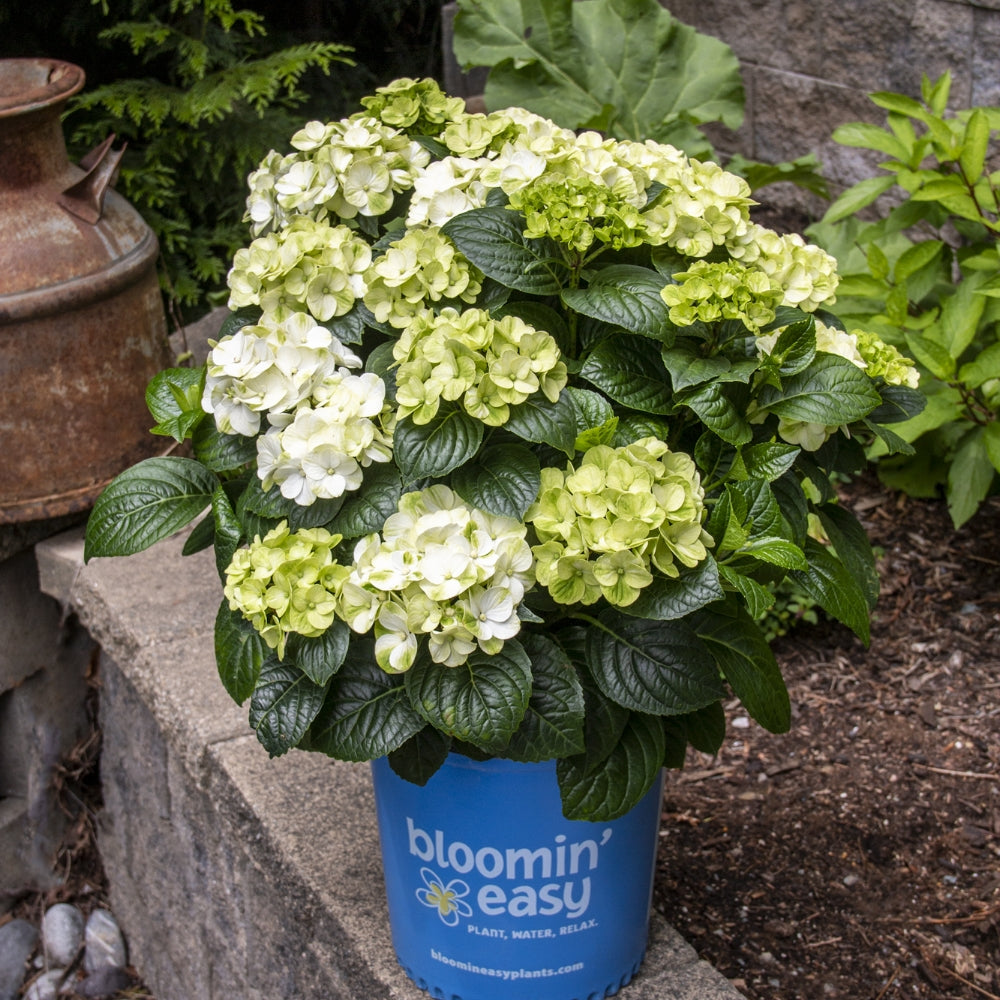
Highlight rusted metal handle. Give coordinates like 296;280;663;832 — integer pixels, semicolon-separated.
57;134;126;224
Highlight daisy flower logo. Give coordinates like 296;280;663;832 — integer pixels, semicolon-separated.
415;867;473;926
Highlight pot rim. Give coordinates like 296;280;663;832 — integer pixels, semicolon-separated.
0;58;85;118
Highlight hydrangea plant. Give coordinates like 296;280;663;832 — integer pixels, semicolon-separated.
85;78;922;821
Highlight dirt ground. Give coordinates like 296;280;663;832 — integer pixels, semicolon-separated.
655;474;1000;1000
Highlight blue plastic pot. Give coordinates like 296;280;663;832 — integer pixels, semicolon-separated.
371;754;664;1000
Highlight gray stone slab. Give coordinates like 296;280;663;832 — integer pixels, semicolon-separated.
37;530;746;1000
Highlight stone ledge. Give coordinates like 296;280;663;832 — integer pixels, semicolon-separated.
36;528;745;1000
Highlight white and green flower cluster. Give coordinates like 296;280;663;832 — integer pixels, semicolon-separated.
363;225;483;329
338;486;535;672
854;329;920;389
392;307;568;426
202;312;363;436
227;217;372;321
660;259;784;332
256;371;394;506
728;225;839;313
527;438;711;607
245;117;430;236
662;229;840;333
223;523;347;657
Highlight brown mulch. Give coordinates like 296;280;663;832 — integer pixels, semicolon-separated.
654;474;1000;1000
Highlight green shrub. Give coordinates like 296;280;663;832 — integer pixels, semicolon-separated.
67;0;354;318
808;72;1000;527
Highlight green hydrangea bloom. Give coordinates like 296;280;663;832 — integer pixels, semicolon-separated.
227;217;372;321
728;223;839;312
245;117;430;235
527;438;711;607
363;226;483;329
359;77;467;137
393;308;568;427
854;329;920;388
510;173;648;252
660;259;783;332
223;523;347;657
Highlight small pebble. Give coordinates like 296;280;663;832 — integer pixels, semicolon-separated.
843;874;860;887
41;905;84;968
0;919;39;1000
731;716;750;729
75;966;133;998
23;970;63;1000
82;910;126;974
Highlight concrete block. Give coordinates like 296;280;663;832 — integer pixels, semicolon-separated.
664;0;974;97
0;549;62;693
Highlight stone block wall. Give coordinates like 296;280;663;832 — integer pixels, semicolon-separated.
662;0;1000;212
444;0;1000;217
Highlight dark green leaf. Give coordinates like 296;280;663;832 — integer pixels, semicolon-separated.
502;632;585;761
613;414;673;446
718;565;775;620
757;355;882;424
692;602;790;733
790;538;872;643
214;601;267;705
191;421;257;473
451;444;541;519
580;337;674;414
759;317;816;376
621;558;724;620
211;485;242;581
585;609;725;715
442;207;562;294
364;340;398;401
661;344;735;390
558;627;629;774
677;381;753;445
393;409;485;482
326;466;403;539
182;514;215;556
85;457;217;560
249;660;328;757
288;621;351;686
556;712;665;821
504;391;578;455
673;700;726;755
815;504;879;611
741;442;801;481
239;476;345;530
308;653;425;760
387;727;452;786
404;641;532;752
216;306;261;341
561;265;674;340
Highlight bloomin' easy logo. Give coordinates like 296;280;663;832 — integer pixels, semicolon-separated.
416;867;474;926
407;818;612;922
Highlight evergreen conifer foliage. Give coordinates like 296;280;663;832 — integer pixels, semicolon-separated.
68;0;354;315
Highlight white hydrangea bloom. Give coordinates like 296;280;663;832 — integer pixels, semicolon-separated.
339;486;534;672
202;313;360;437
256;372;393;505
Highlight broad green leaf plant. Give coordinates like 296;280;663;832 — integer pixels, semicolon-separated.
85;79;921;821
451;0;743;157
809;71;1000;527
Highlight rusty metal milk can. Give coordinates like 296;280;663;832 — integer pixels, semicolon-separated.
0;58;173;523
